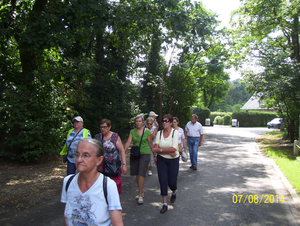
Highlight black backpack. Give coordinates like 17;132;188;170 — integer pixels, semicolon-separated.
66;174;108;204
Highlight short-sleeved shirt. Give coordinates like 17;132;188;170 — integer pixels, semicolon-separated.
61;173;122;226
150;126;157;145
155;129;179;159
130;128;151;155
185;121;204;137
177;127;185;147
66;129;91;164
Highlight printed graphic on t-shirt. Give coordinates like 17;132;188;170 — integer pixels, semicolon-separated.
69;195;97;226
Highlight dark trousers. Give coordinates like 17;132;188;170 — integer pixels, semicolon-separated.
67;160;76;175
157;155;179;196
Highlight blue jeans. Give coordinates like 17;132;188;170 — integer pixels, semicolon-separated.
187;137;200;167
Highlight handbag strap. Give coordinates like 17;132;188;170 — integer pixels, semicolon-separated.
138;127;145;148
68;128;83;150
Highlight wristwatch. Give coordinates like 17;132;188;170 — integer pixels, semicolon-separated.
122;163;126;165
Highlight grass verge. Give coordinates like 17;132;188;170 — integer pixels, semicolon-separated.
257;130;300;196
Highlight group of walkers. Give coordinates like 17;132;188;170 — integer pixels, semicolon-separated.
60;112;204;225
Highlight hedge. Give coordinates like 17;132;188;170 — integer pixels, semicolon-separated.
231;111;278;127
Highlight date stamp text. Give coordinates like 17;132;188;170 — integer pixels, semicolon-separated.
232;194;285;204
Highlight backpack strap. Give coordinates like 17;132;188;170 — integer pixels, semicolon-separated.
66;174;76;192
66;174;108;205
103;175;108;205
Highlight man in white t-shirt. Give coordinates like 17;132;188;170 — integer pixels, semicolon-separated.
184;114;204;170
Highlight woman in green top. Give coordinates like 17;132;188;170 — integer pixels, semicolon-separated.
124;115;153;205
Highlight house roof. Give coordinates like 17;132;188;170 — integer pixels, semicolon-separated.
241;95;268;110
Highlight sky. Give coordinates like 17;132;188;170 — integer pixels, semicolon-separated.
199;0;242;81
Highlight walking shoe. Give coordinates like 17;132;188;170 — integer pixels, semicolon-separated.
148;170;152;176
189;165;193;169
138;196;143;205
160;205;168;213
193;166;197;170
135;193;144;200
170;193;176;203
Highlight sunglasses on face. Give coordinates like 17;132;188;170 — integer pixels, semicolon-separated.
162;119;170;123
147;123;152;125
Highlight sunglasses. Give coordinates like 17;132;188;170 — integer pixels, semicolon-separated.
147;123;153;125
161;119;170;123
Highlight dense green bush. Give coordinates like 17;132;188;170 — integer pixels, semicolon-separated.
210;112;232;123
231;111;278;127
0;79;69;162
213;116;224;125
223;114;232;125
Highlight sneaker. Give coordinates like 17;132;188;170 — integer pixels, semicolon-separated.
135;193;144;200
138;196;143;204
148;170;152;176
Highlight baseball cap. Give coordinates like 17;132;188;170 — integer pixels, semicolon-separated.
72;116;83;122
149;111;158;117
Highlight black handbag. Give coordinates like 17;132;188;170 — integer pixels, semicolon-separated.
101;134;121;177
103;157;121;177
130;127;145;159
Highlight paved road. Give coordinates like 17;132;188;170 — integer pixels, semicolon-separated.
120;126;300;226
7;126;300;225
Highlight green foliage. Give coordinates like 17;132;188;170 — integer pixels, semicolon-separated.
232;0;300;140
210;112;230;123
211;113;232;125
223;114;232;125
259;131;300;195
211;79;252;112
0;75;69;162
0;0;233;162
213;116;224;125
231;111;278;127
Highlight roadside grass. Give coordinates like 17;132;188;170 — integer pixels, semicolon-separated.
257;130;300;196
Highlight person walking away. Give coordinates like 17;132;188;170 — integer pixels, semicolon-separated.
60;116;91;175
146;117;157;176
61;138;123;226
184;114;204;170
152;114;179;214
94;119;127;194
124;115;152;205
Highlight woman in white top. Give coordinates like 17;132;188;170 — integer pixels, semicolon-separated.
61;138;123;226
146;117;157;176
152;114;179;214
172;116;187;156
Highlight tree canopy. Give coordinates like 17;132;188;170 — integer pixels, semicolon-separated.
231;0;300;141
1;0;234;162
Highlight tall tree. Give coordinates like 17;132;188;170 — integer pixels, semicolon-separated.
232;0;300;141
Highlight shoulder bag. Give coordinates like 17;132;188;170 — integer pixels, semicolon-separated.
130;127;145;159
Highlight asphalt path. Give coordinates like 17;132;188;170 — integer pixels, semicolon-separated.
7;126;300;225
120;126;300;226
